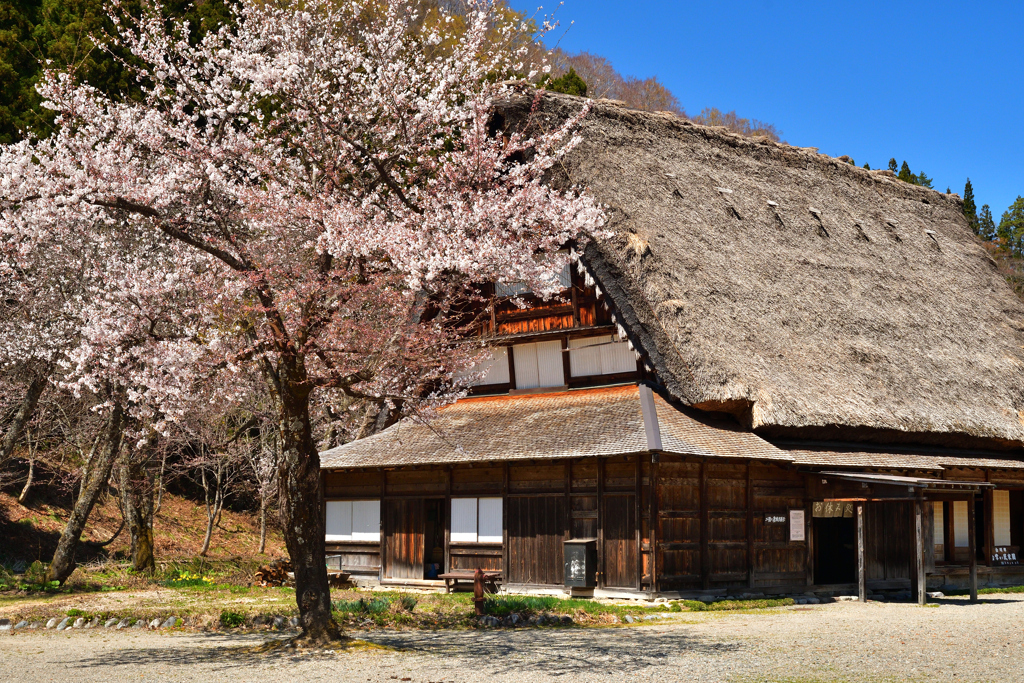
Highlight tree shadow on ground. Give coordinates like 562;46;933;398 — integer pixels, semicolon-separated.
64;625;744;677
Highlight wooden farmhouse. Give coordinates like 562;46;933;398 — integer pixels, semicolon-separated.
320;93;1024;601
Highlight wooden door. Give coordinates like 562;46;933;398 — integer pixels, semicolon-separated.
603;493;637;588
384;498;424;580
507;495;565;585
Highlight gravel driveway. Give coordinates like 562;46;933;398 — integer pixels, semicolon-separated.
1;595;1022;682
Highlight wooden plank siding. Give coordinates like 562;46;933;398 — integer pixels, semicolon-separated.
323;456;1024;593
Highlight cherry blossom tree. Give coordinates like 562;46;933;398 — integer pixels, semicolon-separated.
0;0;603;643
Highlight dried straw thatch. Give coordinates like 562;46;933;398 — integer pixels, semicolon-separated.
496;93;1024;449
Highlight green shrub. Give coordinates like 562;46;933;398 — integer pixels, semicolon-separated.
219;610;245;628
483;595;561;616
66;608;87;618
0;565;15;589
23;560;47;586
331;595;417;615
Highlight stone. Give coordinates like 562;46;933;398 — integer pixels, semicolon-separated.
508;613;521;626
162;616;178;629
560;615;573;626
56;617;70;631
86;617;99;628
0;619;11;631
623;614;634;624
288;616;300;628
15;621;29;630
132;619;146;629
806;598;820;605
72;617;86;629
116;618;131;629
927;591;945;599
104;618;119;628
44;618;56;629
149;618;161;629
272;616;286;629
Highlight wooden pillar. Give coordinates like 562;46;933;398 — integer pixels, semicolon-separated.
857;503;866;603
943;501;954;563
746;463;755;589
635;455;643;592
502;462;509;583
914;493;926;605
700;459;710;591
968;495;978;603
650;454;659;595
984;487;994;567
597;457;605;588
443;466;452;576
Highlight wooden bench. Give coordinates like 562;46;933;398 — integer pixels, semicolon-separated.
437;570;502;594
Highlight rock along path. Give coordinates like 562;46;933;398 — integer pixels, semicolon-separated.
1;595;1022;682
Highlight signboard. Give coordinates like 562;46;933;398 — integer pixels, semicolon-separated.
813;500;854;518
789;509;806;542
992;546;1020;566
764;513;787;524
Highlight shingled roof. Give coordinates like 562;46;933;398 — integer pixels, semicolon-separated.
494;93;1024;450
320;384;790;469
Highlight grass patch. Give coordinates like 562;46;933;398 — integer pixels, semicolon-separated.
220;610;245;628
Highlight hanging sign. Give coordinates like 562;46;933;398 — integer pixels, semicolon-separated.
789;509;806;542
992;546;1020;566
813;501;854;518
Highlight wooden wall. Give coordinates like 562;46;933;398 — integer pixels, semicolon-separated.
655;458;808;591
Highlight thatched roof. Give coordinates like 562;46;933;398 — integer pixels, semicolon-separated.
320;384;789;469
495;93;1024;450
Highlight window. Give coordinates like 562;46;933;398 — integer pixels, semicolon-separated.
994;490;1011;546
450;497;503;543
454;347;510;386
568;335;637;377
513;341;564;389
933;501;944;557
495;263;572;297
953;500;969;548
325;500;380;542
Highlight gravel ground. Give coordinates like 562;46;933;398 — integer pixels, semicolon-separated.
1;595;1022;682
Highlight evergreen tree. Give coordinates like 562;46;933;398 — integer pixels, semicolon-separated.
863;162;871;170
962;178;979;234
979;204;996;241
998;197;1024;255
543;67;587;97
888;158;898;173
914;171;933;189
898;160;914;183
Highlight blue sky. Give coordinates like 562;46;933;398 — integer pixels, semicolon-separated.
508;1;1023;217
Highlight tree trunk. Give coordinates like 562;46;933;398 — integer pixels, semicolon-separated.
199;461;225;557
48;401;124;584
0;371;47;469
258;498;268;554
18;456;35;505
277;386;340;644
118;444;157;573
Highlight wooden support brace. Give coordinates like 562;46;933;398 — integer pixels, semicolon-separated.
968;495;978;603
857;503;866;603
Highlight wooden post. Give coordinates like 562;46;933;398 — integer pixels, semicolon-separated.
915;493;926;605
597;457;605;589
635;454;643;592
502;462;509;584
700;459;710;591
650;454;659;595
984;487;994;567
746;463;755;589
968;495;978;603
444;466;452;576
857;503;866;603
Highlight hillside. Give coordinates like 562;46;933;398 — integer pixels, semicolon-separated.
0;483;285;569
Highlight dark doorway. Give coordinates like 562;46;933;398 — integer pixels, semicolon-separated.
814;517;857;584
383;498;424;580
423;499;444;579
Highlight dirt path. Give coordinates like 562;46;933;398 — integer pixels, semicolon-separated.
2;595;1023;682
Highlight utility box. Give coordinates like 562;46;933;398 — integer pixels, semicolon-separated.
563;538;598;588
